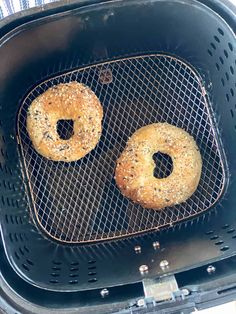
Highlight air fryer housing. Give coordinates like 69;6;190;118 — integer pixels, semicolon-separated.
1;0;236;313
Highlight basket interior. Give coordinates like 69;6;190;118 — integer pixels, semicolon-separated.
0;0;236;292
17;54;225;244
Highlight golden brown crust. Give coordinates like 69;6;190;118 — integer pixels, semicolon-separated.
115;123;202;210
27;82;103;162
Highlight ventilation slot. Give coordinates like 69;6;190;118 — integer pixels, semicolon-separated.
88;278;97;283
205;230;214;235
19;248;25;255
51;273;60;277
10;215;14;224
69;273;79;278
52;266;61;271
26;259;34;266
215;240;224;245
222;224;230;229
228;42;233;51
70;267;79;272
69;280;78;284
210;43;216;50
22;264;30;271
218;28;224;36
19;234;24;242
6;197;10;207
9;233;14;242
220;246;229;252
1;195;5;206
227;228;235;234
24;245;29;253
70;262;79;266
214;35;220;43
208;49;213;56
14;233;19;242
224;50;228;58
14;252;20;260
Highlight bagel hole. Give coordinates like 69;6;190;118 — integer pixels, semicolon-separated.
153;152;173;179
57;119;74;140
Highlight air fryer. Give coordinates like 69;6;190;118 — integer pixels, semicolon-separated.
1;0;236;313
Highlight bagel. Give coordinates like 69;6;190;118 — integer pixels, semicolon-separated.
115;123;202;210
27;82;103;162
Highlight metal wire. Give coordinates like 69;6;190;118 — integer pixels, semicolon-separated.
17;54;226;243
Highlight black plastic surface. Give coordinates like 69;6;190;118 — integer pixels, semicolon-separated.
0;0;236;294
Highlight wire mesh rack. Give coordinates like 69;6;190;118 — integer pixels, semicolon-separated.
17;54;226;243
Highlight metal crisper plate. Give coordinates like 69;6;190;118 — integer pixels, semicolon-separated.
17;54;226;243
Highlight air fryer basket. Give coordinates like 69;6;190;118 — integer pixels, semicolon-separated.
0;0;236;292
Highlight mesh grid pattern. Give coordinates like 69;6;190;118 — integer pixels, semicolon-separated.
17;55;225;243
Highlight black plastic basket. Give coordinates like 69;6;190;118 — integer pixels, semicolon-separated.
0;0;236;293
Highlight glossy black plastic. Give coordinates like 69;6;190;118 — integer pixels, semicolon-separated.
0;0;236;297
